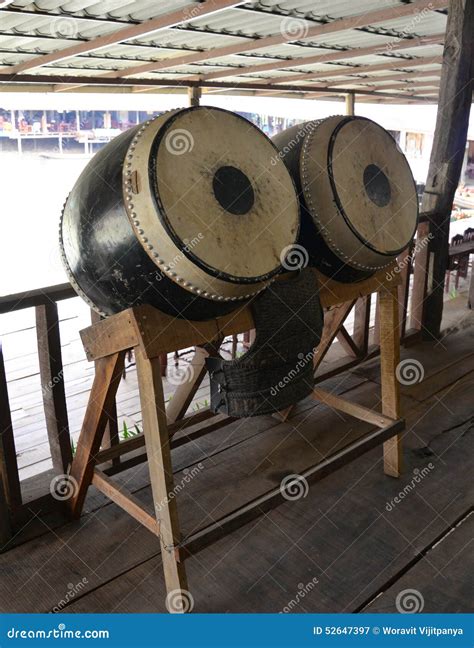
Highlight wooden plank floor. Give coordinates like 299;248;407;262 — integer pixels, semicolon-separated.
0;308;473;614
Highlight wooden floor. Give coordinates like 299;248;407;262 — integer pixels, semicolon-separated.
1;302;473;614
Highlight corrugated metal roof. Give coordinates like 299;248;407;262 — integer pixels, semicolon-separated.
0;0;449;102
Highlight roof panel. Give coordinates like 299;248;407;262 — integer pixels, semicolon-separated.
0;0;448;104
248;0;403;20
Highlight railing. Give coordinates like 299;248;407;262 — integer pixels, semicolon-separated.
0;220;434;551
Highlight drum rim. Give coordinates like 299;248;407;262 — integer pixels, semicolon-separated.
123;109;273;301
148;106;300;285
326;115;419;257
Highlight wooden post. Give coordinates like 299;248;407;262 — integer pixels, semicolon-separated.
379;288;402;477
0;474;11;549
345;92;355;115
90;310;120;464
353;296;371;355
188;86;201;107
36;303;72;474
414;0;474;338
69;351;125;518
135;349;189;608
0;343;21;510
165;346;209;424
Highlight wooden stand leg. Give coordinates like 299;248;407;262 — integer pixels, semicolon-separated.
136;348;189;612
69;351;125;518
165;346;210;425
0;475;11;550
379;288;402;477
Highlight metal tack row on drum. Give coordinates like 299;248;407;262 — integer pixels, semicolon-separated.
60;107;418;320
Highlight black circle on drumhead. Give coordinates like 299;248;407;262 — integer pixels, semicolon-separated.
213;165;255;215
363;164;391;208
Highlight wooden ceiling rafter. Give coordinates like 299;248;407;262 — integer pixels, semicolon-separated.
99;0;448;79
183;33;444;83
2;0;245;75
252;55;444;86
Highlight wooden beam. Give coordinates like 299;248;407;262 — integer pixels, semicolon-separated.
102;1;447;79
261;56;443;87
0;73;435;101
312;388;396;428
0;343;21;510
36;303;72;474
305;84;439;100
92;470;159;535
379;288;402;477
329;81;441;93
336;325;360;357
180;33;445;83
417;0;474;339
345;91;355;115
135;348;188;604
353;296;371;356
187;85;201;107
69;351;125;518
0;282;75;314
90;310;120;468
326;69;441;87
4;1;244;75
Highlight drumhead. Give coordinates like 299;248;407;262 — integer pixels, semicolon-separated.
301;116;418;258
124;107;299;303
153;108;299;281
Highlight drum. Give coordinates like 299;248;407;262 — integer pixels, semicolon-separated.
60;107;299;319
272;116;418;282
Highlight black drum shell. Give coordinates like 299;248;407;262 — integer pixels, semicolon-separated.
60;125;240;320
272;123;373;283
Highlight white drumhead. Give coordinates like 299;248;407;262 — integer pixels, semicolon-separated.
302;116;418;259
153;107;300;282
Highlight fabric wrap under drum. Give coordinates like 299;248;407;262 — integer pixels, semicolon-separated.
272;116;418;282
60;106;300;320
206;269;323;417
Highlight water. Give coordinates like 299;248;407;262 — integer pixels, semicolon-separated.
0;153;89;296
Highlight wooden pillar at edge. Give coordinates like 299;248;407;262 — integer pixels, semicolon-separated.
345;92;355;116
413;0;473;339
188;87;202;107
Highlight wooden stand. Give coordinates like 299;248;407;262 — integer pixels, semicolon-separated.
68;269;404;612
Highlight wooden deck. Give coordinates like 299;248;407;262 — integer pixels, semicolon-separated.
0;299;473;613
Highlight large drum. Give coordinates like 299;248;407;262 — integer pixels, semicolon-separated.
60;107;299;319
272;116;418;282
